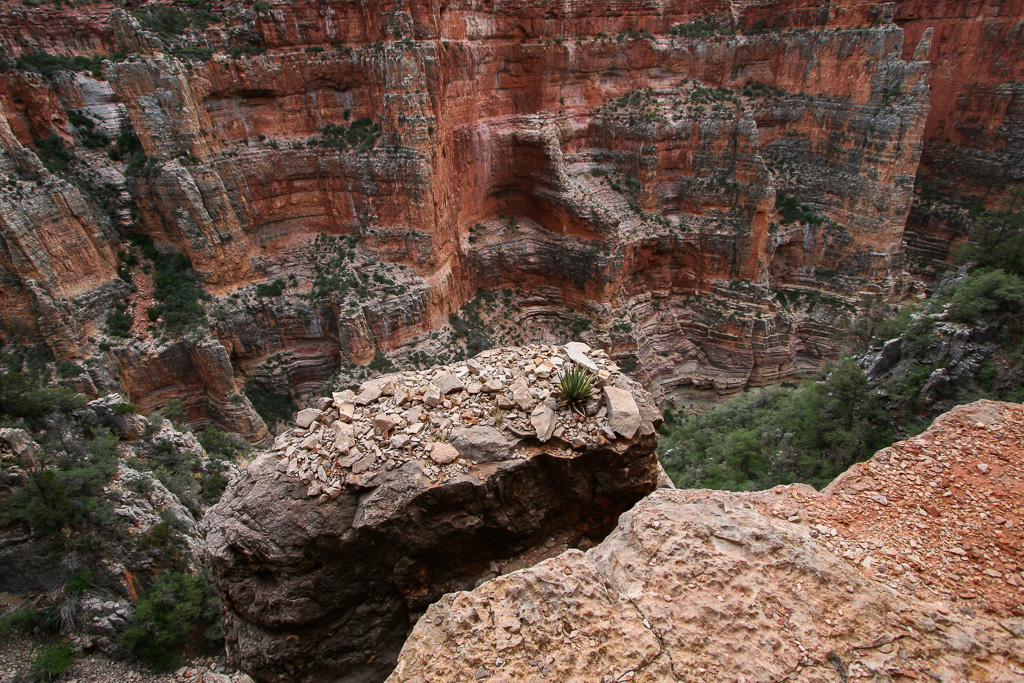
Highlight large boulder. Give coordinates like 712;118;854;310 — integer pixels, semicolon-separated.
387;400;1024;682
204;344;663;683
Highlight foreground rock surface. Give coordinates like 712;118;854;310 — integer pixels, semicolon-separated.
388;401;1024;682
205;345;662;683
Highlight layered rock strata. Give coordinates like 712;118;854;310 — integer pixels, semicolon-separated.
388;400;1024;682
0;0;1000;433
204;343;663;682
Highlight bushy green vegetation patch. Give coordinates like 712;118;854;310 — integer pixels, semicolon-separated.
32;135;72;173
660;184;1024;493
132;0;218;38
128;235;208;336
26;642;75;682
312;117;381;153
244;380;295;429
659;360;890;490
775;191;823;225
255;278;287;298
0;607;61;639
119;571;222;671
669;18;735;38
14;51;106;79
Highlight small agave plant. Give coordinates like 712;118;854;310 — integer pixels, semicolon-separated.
556;363;596;413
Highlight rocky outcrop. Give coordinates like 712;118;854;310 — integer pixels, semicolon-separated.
388;400;1024;682
204;344;663;683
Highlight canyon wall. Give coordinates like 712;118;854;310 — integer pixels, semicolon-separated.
0;0;1020;435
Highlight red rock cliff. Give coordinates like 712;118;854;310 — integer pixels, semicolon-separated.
0;0;1019;435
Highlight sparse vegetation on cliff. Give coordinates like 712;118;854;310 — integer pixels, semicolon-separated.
669;18;735;38
244;379;295;429
660;185;1024;491
118;571;222;670
659;360;891;490
129;235;209;337
31;135;72;174
312;118;381;153
11;51;106;79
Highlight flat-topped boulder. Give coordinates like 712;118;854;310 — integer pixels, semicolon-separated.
204;344;663;683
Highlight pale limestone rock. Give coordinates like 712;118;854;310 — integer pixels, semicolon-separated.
451;426;511;463
564;341;598;372
373;414;399;434
295;408;320;429
351;454;375;474
435;372;465;394
423;385;441;407
604;386;642;439
388;490;1018;683
509;377;534;410
355;385;382;406
332;389;356;404
530;405;557;442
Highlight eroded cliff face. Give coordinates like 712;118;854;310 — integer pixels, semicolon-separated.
388;400;1024;682
0;0;1019;435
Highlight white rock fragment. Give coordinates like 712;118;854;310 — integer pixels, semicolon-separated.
295;408;321;429
435;372;465;394
604;386;642;439
564;341;599;372
530;405;557;442
356;385;382;406
423;385;442;407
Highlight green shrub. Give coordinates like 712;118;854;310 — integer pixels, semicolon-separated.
556;365;595;412
2;427;120;538
315;117;381;152
0;608;61;638
27;642;75;682
658;360;890;491
132;5;189;37
367;351;394;373
171;46;214;61
119;572;221;670
956;185;1024;276
0;371;86;428
244;381;295;428
200;470;228;502
66;569;95;594
33;135;72;173
775;192;823;225
198;426;250;461
255;278;286;298
111;402;137;415
79;127;110;149
105;303;133;338
55;360;84;378
122;236;207;336
947;269;1024;323
669;19;735;38
570;318;591;336
15;51;105;78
